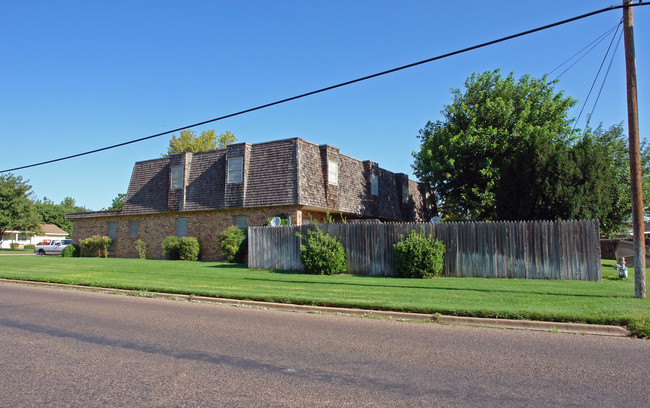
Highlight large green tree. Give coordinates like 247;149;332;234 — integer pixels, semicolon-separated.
163;129;237;157
413;70;576;220
413;70;645;237
34;196;87;234
0;173;41;237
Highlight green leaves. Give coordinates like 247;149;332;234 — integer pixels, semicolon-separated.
298;226;347;275
0;173;41;236
393;228;445;279
412;70;634;233
218;225;247;263
163;129;237;156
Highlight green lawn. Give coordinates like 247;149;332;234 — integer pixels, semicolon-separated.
0;256;648;337
0;248;34;254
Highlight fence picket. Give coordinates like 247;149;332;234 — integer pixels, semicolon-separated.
247;220;601;281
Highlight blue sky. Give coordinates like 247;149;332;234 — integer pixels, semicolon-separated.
1;1;648;211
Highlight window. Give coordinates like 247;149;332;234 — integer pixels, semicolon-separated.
228;156;243;183
171;165;184;190
128;221;138;238
371;173;378;196
402;183;409;203
107;221;116;252
233;215;247;230
328;160;338;186
176;218;188;238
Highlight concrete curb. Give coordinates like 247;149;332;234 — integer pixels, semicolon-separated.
0;278;633;337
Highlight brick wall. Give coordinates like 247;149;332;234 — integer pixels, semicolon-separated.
72;205;304;261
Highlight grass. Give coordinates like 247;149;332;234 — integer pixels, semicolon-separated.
0;248;34;254
0;256;648;337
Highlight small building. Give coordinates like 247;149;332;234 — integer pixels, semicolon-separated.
1;224;69;249
67;138;432;260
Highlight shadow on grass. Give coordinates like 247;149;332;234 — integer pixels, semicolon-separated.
207;263;250;270
241;272;631;299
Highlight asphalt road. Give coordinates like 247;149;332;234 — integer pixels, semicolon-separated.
1;283;648;407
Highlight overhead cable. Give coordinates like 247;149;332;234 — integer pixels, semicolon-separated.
2;1;648;173
549;23;620;80
572;19;623;132
585;29;624;130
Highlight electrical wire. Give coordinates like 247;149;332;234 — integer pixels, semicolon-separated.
585;29;624;130
549;23;619;80
2;1;647;173
572;19;623;133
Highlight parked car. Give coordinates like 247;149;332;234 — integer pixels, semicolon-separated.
34;239;73;255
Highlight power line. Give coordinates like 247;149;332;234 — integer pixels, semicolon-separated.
549;23;619;80
572;19;624;132
585;29;624;130
2;2;648;174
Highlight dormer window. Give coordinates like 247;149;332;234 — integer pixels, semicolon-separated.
171;165;184;190
228;157;243;183
371;173;378;196
328;160;338;186
402;182;409;203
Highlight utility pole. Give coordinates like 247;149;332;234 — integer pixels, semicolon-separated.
623;0;646;298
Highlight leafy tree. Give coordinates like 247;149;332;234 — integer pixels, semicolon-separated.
34;196;87;234
0;173;41;238
413;70;576;221
216;130;237;149
413;70;647;236
108;193;127;210
163;129;237;157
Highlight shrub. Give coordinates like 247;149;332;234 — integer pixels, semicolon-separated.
24;244;35;251
135;239;147;259
162;236;180;260
80;235;113;258
162;236;200;261
177;237;200;261
10;243;20;250
61;244;80;257
218;226;247;262
298;225;346;275
393;228;445;278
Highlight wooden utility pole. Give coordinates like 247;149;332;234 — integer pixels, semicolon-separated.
623;0;646;298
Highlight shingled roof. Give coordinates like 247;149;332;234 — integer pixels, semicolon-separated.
68;137;430;222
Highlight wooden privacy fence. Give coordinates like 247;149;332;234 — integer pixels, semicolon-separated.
248;220;602;281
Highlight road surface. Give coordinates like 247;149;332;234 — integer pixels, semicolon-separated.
1;283;648;407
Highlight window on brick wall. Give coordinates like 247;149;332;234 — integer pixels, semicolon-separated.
176;218;188;238
228;156;243;183
128;221;138;238
328;160;338;186
402;183;409;203
171;165;184;190
371;173;378;196
233;215;247;229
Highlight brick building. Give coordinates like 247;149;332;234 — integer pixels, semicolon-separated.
67;138;432;260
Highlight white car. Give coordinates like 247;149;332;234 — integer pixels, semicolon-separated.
34;239;73;255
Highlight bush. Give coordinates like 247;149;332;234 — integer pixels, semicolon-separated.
162;236;200;261
177;237;200;261
298;225;347;275
393;228;445;278
162;236;180;260
61;244;80;257
24;244;35;250
135;239;147;259
218;226;247;262
10;243;20;250
80;235;113;258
